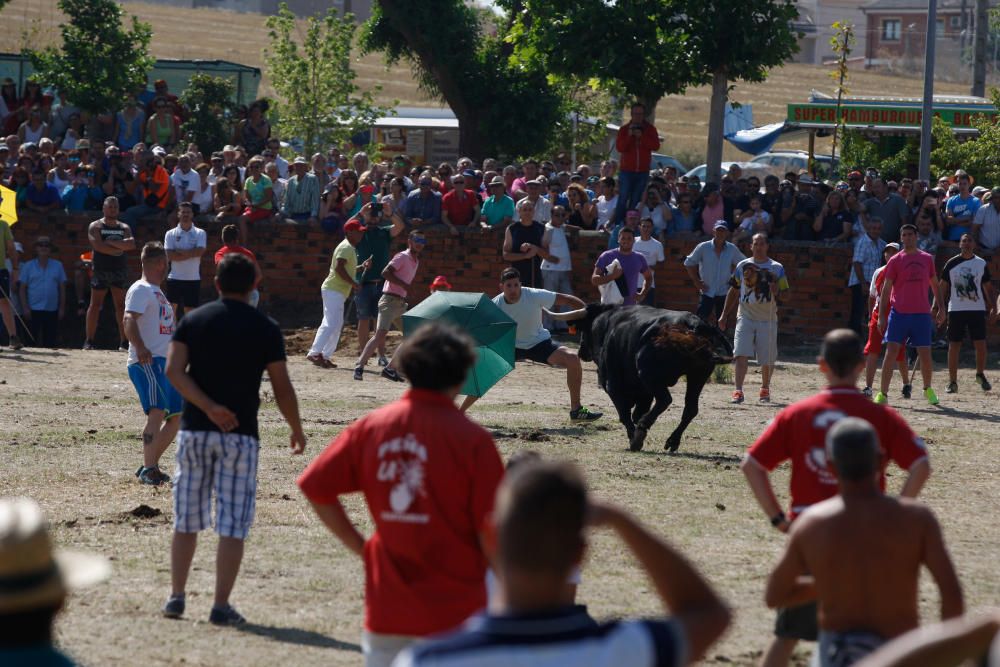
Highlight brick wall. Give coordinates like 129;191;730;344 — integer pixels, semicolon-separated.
9;212;1000;346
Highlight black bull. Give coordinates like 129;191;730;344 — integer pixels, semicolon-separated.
552;304;733;452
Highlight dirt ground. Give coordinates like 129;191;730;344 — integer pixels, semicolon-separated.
1;333;999;666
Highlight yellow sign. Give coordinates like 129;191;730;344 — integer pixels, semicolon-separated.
0;184;17;225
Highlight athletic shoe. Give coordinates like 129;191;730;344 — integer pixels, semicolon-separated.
569;406;603;421
924;387;940;405
118;340;129;352
134;465;144;478
9;335;22;350
353;366;363;381
946;381;958;394
209;604;246;627
759;387;771;403
874;391;888;405
976;373;991;391
932;339;949;350
731;390;744;404
82;340;95;350
862;386;873;398
138;466;170;486
901;384;912;399
162;595;185;619
377;355;389;367
380;368;404;382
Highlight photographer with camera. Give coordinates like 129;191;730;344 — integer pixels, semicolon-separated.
62;163;104;212
613;103;660;228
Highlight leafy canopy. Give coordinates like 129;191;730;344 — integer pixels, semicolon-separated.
179;74;235;156
24;0;155;115
265;2;392;157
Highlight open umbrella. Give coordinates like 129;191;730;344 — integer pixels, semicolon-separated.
402;291;516;398
0;184;18;225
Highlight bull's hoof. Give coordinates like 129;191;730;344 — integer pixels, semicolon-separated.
630;427;647;452
665;436;681;453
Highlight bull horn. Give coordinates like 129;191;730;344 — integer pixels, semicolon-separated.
542;307;587;322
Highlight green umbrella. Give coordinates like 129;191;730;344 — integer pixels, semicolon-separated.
402;291;516;398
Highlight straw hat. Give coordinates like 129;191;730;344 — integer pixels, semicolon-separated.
0;498;110;614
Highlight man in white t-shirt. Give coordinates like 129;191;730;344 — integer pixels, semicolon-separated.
170;154;199;207
540;205;574;332
124;242;182;486
163;202;207;319
473;267;601;422
634;218;665;306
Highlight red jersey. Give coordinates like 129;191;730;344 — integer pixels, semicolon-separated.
213;244;256;265
297;389;504;636
441;189;478;226
747;387;927;519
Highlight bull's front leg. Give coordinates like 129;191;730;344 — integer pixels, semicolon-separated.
665;374;707;452
605;380;636;445
633;385;671;452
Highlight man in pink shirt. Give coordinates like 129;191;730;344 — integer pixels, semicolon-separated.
876;223;944;405
355;230;426;382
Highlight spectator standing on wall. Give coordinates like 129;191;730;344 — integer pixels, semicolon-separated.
614;103;660;226
503;198;550;288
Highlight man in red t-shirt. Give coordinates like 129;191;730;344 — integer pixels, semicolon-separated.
298;322;504;667
740;329;930;667
213;224;261;307
441;173;480;234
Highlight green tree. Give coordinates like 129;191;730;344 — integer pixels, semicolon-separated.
361;0;564;160
24;0;154;115
179;74;235;156
685;0;801;183
265;2;391;158
829;22;855;174
499;0;696;120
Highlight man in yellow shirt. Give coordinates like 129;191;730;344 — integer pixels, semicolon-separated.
307;219;368;368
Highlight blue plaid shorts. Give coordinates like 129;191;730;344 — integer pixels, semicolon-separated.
173;430;260;539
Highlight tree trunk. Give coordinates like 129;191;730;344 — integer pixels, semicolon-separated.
971;0;988;96
705;68;728;185
636;95;659;125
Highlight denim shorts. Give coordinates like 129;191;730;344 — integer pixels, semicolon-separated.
356;281;382;319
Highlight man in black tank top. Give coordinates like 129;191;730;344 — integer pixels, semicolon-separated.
84;196;136;350
503;198;550;288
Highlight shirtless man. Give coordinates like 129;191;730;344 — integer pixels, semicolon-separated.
765;418;964;667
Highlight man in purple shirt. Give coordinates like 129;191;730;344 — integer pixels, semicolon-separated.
592;226;651;305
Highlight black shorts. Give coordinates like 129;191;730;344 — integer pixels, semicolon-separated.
0;269;8;299
91;267;129;290
515;338;561;364
774;602;818;641
947;310;987;342
166;279;202;308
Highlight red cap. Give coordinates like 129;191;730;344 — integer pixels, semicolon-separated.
343;220;364;233
430;275;452;290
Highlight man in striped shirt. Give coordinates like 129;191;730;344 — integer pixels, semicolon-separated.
394;461;730;667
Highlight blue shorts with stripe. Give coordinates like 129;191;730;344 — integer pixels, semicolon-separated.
127;358;183;418
884;310;933;347
173;430;260;539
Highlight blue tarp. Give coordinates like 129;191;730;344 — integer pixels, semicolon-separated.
725;121;791;155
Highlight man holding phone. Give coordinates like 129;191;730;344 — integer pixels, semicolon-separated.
613;103;660;226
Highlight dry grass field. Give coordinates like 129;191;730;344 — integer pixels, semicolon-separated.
0;0;977;164
1;333;999;666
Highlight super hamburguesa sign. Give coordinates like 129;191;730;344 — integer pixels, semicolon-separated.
788;103;998;130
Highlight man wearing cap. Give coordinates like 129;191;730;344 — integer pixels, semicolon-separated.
401;173;442;228
430;274;452;292
863;178;911;242
971;187;1000;252
163;202;207;319
281;156;320;223
0;498;110;665
614;102;660;226
307;219;367;368
441;173;480;234
18;236;66;348
354;230;427;382
938;233;996;394
480;176;515;229
684;221;745;326
720;233;790;403
944;170;980;243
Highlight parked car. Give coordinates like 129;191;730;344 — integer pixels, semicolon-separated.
750;150;838;180
683;161;773;184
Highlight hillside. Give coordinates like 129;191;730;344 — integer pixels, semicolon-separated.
0;0;973;162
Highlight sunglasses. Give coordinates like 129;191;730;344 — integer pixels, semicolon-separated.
453;180;464;185
36;242;51;248
412;237;427;245
68;157;81;162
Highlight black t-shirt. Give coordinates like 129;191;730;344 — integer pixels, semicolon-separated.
172;299;286;438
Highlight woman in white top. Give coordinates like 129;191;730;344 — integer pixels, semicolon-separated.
48;151;72;192
191;162;215;215
18;105;48;144
596;176;618;229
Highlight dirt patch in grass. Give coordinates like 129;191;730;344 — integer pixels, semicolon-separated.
2;343;999;665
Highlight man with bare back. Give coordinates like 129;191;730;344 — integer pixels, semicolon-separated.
765;417;964;667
